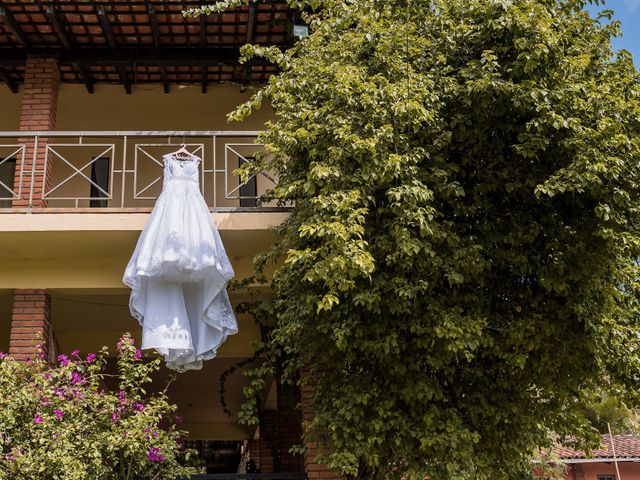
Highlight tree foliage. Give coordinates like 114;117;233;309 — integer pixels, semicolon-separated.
582;388;640;434
193;0;640;478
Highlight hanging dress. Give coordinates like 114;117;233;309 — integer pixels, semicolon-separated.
123;153;237;371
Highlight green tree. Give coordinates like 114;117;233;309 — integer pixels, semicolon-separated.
192;1;640;479
583;388;640;434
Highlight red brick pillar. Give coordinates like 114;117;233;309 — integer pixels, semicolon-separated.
259;410;278;473
248;439;261;471
277;381;304;472
301;372;342;480
12;56;60;208
8;289;52;361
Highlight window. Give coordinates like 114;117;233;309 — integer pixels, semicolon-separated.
238;155;257;208
89;157;110;208
0;158;16;208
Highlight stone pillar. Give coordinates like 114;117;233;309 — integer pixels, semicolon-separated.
13;56;60;208
8;289;53;361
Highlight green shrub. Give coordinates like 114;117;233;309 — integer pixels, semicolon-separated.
0;333;201;480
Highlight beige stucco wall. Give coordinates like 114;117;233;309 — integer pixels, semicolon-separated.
0;87;21;130
56;84;272;131
1;82;273;131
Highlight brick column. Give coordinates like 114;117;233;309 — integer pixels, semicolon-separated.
248;439;261;472
301;372;342;480
8;289;53;361
12;56;60;208
258;410;278;473
277;381;304;472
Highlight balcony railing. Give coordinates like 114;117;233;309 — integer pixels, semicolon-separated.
0;131;283;212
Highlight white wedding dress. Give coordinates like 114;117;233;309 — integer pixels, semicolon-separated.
123;153;237;371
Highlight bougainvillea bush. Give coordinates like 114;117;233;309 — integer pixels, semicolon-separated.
0;333;200;480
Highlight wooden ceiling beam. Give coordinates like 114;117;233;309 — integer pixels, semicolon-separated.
73;61;94;94
97;6;117;49
47;6;94;94
147;3;168;93
200;13;208;92
0;6;29;47
0;47;271;67
148;4;162;48
200;15;207;48
201;66;207;94
97;5;131;94
46;6;72;50
242;2;257;84
160;67;169;93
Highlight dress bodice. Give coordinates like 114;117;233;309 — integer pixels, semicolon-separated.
163;153;200;186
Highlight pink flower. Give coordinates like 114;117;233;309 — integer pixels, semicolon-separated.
134;348;142;361
116;335;134;352
85;353;96;364
0;352;5;359
111;413;119;422
57;354;69;366
53;409;64;421
117;390;126;401
133;402;145;412
174;415;183;425
70;371;84;385
147;446;165;462
35;344;46;359
33;414;43;425
71;387;84;400
71;349;80;357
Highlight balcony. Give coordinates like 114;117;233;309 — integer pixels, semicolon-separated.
0;131;283;212
0;131;287;289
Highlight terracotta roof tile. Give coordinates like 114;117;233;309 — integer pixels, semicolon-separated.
554;434;640;460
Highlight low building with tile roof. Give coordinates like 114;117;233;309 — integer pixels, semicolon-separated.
548;434;640;480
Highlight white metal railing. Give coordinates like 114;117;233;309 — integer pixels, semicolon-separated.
0;131;282;211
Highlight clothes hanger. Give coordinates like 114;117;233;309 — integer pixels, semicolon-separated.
170;144;197;161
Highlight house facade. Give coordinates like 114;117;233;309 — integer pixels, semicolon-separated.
552;435;640;480
0;1;328;477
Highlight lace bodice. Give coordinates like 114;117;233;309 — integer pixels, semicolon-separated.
163;153;200;186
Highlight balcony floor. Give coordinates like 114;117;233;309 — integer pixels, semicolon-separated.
0;211;287;289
